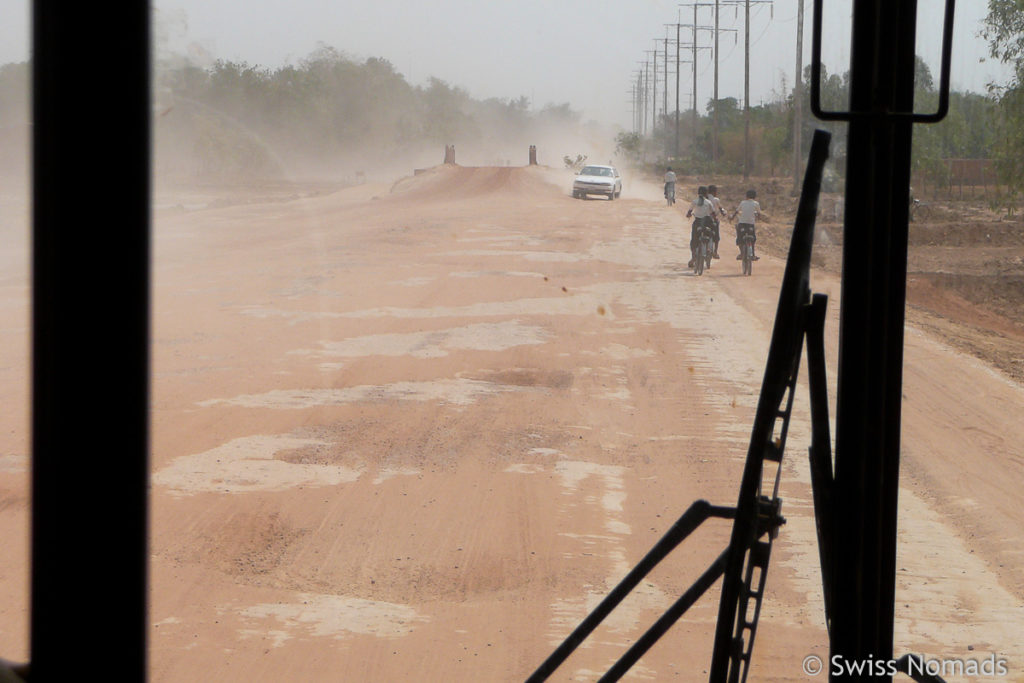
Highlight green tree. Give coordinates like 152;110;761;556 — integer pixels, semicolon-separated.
142;43;600;180
911;57;949;189
983;0;1024;206
614;131;643;163
419;77;477;143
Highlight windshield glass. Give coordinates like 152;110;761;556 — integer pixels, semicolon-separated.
3;2;1023;680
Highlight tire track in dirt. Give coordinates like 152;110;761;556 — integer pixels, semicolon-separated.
138;168;1024;681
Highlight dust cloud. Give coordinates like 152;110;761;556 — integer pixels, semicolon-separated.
150;12;623;192
0;61;29;274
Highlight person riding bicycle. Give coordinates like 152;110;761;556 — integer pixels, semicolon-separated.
707;184;727;259
686;186;714;268
729;188;764;261
664;167;677;204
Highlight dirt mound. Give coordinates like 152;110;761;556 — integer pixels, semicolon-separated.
387;164;564;203
909;216;1024;247
749;183;1024;383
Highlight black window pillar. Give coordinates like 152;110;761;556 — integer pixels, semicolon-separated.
830;1;918;679
32;3;151;679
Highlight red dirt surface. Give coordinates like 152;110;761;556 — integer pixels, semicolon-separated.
0;165;1021;681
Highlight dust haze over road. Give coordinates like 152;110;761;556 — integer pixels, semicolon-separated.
2;1;1023;678
6;160;1021;680
148;39;621;190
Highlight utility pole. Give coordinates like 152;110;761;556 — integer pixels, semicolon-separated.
663;36;669;124
675;22;681;159
652;45;660;135
709;2;737;167
638;60;647;137
793;0;805;192
692;5;698;139
680;3;733;164
665;22;696;161
630;70;638;133
651;47;659;136
635;63;643;136
639;60;649;136
627;82;633;135
744;0;750;180
723;0;772;180
647;49;658;137
630;74;638;134
626;80;632;134
659;33;689;160
714;0;720;165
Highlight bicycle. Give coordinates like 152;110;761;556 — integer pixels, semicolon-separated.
909;198;932;222
737;224;756;276
693;220;714;276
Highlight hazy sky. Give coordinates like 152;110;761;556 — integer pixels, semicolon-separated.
0;1;1010;128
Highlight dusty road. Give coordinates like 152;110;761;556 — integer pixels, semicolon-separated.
1;165;1022;680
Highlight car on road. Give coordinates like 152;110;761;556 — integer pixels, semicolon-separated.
572;164;622;200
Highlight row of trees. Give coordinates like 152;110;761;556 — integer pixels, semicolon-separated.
983;1;1024;205
0;48;593;182
150;45;588;180
3;7;1024;201
616;58;1000;197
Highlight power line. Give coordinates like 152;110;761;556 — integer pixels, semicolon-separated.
721;0;774;179
680;3;737;166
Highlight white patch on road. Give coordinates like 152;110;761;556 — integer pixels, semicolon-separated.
456;232;542;247
0;453;26;472
447;249;581;262
153;435;360;496
505;463;544;474
390;276;435;287
588;229;676;271
238;593;428;640
893;489;1024;658
554;460;631;536
241;292;614;323
237;629;291;648
373;467;421;484
198;378;532;409
599;387;632;402
549;541;670;648
290;321;549;360
596;343;655;360
588;276;767;444
449;270;543;279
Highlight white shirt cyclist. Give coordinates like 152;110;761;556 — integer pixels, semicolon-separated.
689;198;714;218
709;194;724;215
737;199;761;224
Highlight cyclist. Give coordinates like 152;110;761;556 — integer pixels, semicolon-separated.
686;185;714;269
729;189;764;261
707;184;727;259
664;167;677;205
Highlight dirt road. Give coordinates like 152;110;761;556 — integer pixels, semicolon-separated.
1;165;1021;680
